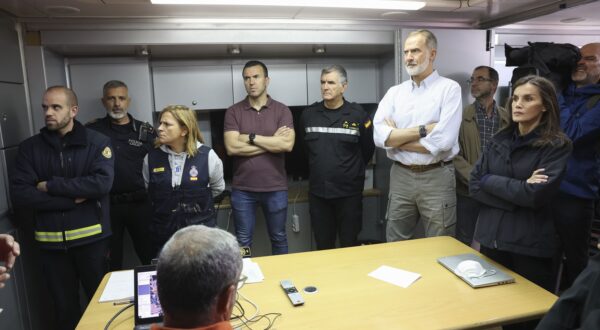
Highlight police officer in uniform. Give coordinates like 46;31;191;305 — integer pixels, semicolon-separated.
301;65;375;250
11;86;114;329
87;80;155;269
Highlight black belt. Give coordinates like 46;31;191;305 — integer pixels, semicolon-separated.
110;190;148;204
394;160;452;173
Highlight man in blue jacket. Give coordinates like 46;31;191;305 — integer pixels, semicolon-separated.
555;42;600;289
10;86;114;329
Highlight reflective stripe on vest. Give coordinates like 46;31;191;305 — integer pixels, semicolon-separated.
305;127;360;136
34;224;102;243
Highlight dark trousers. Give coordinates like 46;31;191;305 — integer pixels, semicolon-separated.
40;239;109;330
480;246;554;330
456;194;480;246
109;199;153;270
553;192;594;289
309;193;363;250
480;246;555;291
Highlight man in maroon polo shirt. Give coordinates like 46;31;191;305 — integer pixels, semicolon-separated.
224;60;295;255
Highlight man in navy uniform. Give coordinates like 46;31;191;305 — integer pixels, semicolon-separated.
87;80;155;269
11;86;114;329
300;65;374;250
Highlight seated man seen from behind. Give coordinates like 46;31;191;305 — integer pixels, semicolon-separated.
152;225;242;330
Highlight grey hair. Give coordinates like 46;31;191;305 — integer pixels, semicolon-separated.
156;225;242;319
321;64;348;84
407;29;438;51
102;80;128;95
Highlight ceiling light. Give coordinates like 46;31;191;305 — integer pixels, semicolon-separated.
228;45;241;55
151;0;426;11
313;45;326;54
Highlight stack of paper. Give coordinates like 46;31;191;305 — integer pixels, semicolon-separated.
242;258;264;283
99;270;134;302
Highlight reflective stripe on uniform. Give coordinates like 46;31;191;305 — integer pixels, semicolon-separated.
34;231;64;242
34;224;103;243
304;127;360;136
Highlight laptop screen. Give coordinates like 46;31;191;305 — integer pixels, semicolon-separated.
134;265;163;325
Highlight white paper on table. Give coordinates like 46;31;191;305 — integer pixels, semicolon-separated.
99;270;134;302
368;265;421;288
242;258;264;284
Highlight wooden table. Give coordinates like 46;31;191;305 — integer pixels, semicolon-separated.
77;236;557;330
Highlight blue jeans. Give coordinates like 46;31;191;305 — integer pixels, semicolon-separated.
231;189;288;255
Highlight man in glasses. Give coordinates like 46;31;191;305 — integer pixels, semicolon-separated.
454;66;509;246
153;225;242;330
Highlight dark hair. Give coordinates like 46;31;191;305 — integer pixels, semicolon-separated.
46;86;78;107
474;66;499;82
243;60;268;77
103;80;128;95
504;75;569;147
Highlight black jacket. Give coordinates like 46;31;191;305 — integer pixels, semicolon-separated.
86;114;154;194
300;100;374;198
10;120;114;249
470;126;571;258
536;252;600;330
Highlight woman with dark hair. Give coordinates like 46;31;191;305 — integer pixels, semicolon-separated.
143;105;224;256
470;75;572;291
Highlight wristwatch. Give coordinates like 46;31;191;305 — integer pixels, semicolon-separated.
249;132;256;145
419;125;427;138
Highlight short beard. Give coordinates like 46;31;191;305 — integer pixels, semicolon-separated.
405;53;430;77
46;115;71;132
108;110;127;120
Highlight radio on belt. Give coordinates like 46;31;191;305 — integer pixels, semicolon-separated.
280;279;304;306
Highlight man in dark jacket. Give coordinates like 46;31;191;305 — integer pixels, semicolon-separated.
300;65;374;250
454;66;509;246
555;42;600;289
87;80;155;269
10;86;114;329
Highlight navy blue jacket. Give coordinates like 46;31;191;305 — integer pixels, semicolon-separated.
147;145;215;239
300;100;374;198
559;82;600;199
10;120;114;249
470;126;571;258
86;114;155;194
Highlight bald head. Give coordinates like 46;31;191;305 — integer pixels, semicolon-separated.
572;42;600;87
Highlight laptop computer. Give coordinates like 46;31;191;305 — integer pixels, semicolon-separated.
133;264;163;330
437;253;515;288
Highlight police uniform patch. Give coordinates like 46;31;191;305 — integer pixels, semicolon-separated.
153;167;165;173
343;121;349;129
365;119;372;128
102;146;112;159
189;165;199;181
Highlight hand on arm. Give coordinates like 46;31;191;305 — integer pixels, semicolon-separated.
384;119;436;153
224;131;266;157
251;126;295;153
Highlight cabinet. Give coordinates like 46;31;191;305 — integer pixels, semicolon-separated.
307;62;378;104
0;82;31;148
232;64;308;106
152;65;234;111
0;17;24;83
68;61;154;124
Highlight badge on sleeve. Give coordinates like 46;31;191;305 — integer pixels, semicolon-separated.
102;146;112;159
365;119;372;128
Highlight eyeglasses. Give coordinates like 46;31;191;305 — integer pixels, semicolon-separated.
467;77;494;84
236;274;248;290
